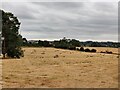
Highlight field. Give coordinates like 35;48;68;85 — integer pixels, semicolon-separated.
1;47;118;88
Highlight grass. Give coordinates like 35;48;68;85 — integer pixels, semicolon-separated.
2;47;118;88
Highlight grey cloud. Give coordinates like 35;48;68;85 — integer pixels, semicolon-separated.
2;2;38;20
32;2;84;10
1;2;118;41
93;2;117;12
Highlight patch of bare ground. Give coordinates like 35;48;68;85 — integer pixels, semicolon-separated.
2;47;118;88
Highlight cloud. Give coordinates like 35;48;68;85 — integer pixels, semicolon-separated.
1;2;118;41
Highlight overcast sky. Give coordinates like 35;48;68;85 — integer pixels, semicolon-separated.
1;1;118;41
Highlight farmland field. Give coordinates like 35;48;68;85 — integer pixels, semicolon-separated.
1;47;119;88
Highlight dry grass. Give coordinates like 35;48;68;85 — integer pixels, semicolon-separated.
2;47;118;88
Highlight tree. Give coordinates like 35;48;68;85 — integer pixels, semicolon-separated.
90;49;97;52
43;41;50;47
22;38;28;46
38;40;43;46
23;38;28;43
1;10;23;58
80;47;84;51
84;48;91;52
69;39;80;47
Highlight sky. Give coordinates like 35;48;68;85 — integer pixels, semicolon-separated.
1;1;118;42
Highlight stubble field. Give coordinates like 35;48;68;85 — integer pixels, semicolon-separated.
1;47;119;88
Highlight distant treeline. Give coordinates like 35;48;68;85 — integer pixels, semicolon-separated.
22;37;120;49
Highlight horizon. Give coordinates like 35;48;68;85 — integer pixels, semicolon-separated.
26;38;119;42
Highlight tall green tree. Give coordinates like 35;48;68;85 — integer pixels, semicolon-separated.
1;10;23;58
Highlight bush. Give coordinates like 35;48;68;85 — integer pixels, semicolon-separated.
84;48;91;52
90;49;97;52
100;51;105;53
100;51;112;54
106;51;112;54
80;47;84;51
54;55;59;58
7;48;24;58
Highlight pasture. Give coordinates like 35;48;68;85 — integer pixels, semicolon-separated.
2;47;118;88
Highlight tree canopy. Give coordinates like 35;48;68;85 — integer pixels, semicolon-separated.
1;10;23;58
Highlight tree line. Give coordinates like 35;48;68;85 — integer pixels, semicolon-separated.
22;37;120;49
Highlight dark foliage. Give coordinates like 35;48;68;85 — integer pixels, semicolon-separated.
80;47;84;51
68;46;76;50
90;49;97;52
100;51;112;54
84;48;91;52
106;51;112;54
1;10;23;58
80;41;120;48
100;51;106;53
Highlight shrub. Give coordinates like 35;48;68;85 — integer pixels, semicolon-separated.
80;47;84;51
90;49;97;52
106;51;112;54
7;48;24;58
100;51;112;54
84;48;91;52
100;51;105;53
54;55;59;58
